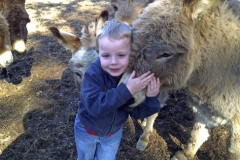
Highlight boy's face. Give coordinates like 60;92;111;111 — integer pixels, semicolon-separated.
98;36;130;77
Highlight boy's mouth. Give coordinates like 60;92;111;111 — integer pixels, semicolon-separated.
109;68;120;72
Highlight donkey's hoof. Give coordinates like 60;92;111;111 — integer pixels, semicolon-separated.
170;156;179;160
171;151;188;160
4;77;11;83
136;139;148;151
0;74;10;82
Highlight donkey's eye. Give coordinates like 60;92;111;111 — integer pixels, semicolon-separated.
156;53;171;59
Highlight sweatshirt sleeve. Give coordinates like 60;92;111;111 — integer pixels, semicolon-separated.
80;66;133;118
129;95;161;120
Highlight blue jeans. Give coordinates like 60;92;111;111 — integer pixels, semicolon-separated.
74;114;123;160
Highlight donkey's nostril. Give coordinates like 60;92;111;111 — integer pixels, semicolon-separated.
6;60;11;65
76;73;82;79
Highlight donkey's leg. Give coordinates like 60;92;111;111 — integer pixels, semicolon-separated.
0;68;10;82
229;114;240;160
171;122;210;160
0;68;8;79
136;91;168;151
136;112;158;151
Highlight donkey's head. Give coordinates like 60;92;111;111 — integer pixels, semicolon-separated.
110;0;154;25
49;10;109;91
121;0;236;106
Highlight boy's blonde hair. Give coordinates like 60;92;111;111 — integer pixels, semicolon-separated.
96;20;131;52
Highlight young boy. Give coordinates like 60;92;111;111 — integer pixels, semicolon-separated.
74;20;161;160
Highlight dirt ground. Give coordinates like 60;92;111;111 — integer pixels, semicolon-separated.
0;0;230;159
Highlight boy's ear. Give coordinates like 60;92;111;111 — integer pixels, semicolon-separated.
95;44;99;53
96;47;99;54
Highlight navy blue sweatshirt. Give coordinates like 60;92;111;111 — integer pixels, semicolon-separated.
77;58;160;137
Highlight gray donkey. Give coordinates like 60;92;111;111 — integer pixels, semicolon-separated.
118;0;240;159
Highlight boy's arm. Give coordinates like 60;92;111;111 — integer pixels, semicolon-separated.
130;76;162;119
80;68;132;118
129;95;161;120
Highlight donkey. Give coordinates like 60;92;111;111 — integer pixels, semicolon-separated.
118;0;240;159
0;0;30;79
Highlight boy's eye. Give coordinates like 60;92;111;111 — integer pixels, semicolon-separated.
118;54;126;57
102;54;109;58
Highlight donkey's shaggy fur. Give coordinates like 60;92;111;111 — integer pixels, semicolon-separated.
120;0;240;159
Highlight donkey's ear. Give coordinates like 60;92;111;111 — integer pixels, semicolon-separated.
183;0;220;20
49;26;81;53
99;9;109;22
96;10;109;32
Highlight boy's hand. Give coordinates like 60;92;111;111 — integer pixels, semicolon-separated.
146;76;161;97
126;70;154;95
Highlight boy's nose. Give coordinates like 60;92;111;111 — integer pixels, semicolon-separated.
110;57;118;64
